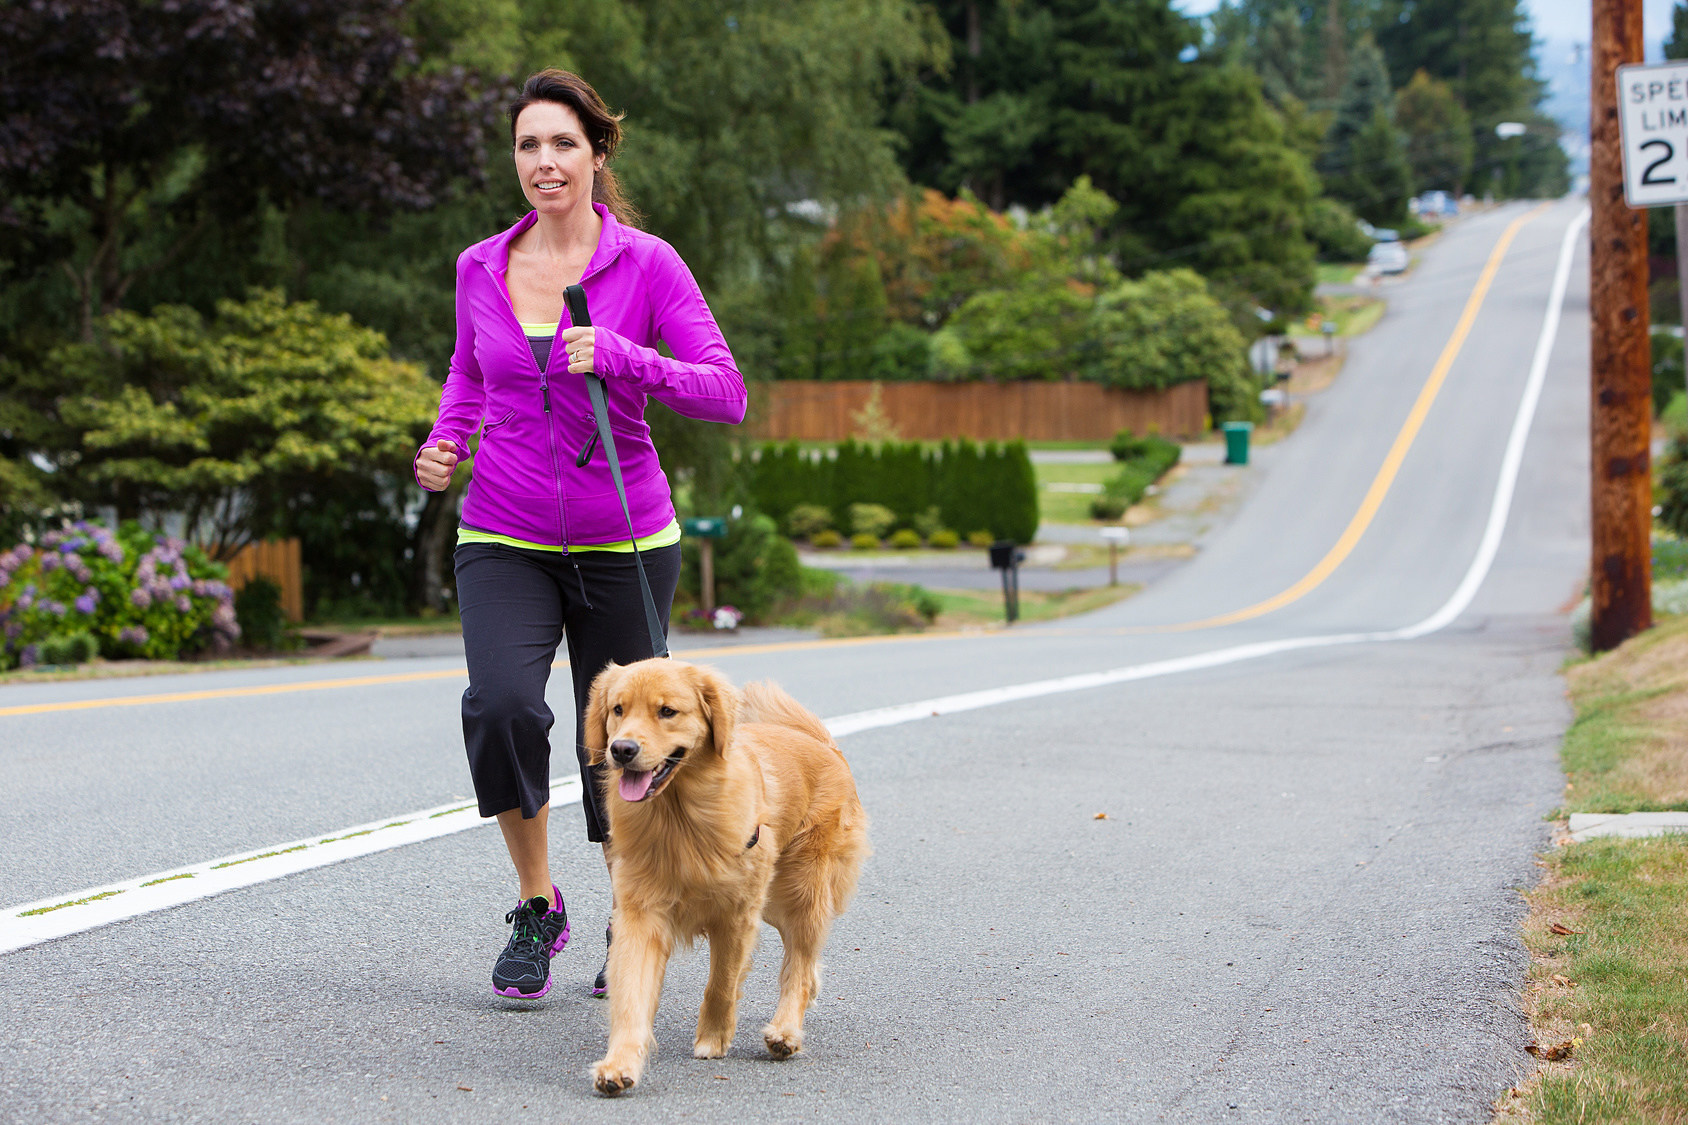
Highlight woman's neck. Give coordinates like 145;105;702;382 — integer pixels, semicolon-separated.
525;202;603;263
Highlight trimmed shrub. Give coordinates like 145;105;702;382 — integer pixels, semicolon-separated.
1104;463;1156;508
234;577;296;653
966;530;995;548
38;631;97;666
848;503;897;538
850;532;882;550
888;529;922;549
811;529;844;549
1089;497;1127;521
785;503;834;539
929;529;960;549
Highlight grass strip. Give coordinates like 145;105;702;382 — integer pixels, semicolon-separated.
18;889;124;916
139;873;195;887
211;844;308;868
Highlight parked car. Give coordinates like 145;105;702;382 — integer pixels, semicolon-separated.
1368;240;1409;274
1412;191;1459;218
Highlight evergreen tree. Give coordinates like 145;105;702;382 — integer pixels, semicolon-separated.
1372;0;1566;197
1319;37;1413;224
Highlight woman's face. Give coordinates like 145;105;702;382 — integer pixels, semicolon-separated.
513;100;603;217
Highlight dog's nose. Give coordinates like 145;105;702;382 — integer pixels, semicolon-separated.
610;738;640;766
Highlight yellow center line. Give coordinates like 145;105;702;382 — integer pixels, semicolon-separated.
0;629;1000;718
0;209;1548;718
1143;203;1547;634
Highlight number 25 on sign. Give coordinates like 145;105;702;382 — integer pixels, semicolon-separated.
1619;61;1688;207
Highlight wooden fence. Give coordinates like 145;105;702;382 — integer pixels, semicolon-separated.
220;538;303;622
750;380;1208;442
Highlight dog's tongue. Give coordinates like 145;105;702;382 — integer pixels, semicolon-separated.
619;769;655;802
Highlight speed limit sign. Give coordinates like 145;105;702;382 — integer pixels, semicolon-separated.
1618;60;1688;206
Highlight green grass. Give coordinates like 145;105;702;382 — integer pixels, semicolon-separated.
1518;838;1688;1123
1507;613;1688;1122
1033;459;1122;523
926;583;1139;627
1316;262;1364;286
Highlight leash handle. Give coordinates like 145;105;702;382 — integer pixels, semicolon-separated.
564;283;670;660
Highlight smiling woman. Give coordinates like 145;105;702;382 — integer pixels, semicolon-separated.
411;67;747;1006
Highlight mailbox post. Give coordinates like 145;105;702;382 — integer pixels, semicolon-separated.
988;539;1025;624
1099;526;1129;587
681;517;729;616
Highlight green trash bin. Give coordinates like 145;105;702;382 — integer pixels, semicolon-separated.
1221;421;1253;465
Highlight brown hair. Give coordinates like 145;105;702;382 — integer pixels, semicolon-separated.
508;69;641;229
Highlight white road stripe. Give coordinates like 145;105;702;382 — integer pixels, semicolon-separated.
0;207;1587;956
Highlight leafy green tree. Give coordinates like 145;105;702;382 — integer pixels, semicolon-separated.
26;291;438;561
0;0;498;343
1396;71;1475;194
1083;269;1256;422
888;0;1319;324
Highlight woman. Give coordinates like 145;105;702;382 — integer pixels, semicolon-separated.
415;69;745;1001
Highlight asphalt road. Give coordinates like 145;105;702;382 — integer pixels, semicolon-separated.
0;199;1590;1123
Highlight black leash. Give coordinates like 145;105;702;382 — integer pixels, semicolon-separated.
564;283;670;660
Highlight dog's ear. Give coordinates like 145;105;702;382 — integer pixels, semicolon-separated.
584;663;621;766
690;664;739;759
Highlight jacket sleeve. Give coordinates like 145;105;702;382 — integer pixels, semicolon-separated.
592;241;747;425
416;250;486;490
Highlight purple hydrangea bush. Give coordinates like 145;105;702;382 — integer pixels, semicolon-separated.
0;521;240;670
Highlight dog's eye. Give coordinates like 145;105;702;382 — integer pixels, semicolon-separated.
612;704;623;716
658;705;677;719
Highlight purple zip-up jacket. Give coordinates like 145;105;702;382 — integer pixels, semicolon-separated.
419;204;746;546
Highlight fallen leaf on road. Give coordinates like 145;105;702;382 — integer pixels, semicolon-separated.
1549;923;1582;935
1526;1038;1578;1061
457;1085;473;1092
1094;812;1109;820
714;1075;729;1081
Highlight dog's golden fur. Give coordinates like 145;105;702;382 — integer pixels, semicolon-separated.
583;658;869;1096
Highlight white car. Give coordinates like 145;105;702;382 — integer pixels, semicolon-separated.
1367;240;1408;275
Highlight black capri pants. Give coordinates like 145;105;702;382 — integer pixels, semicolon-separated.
454;541;681;842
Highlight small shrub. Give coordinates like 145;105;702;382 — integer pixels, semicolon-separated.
784;503;833;540
38;631;97;666
848;502;897;538
1090;497;1128;521
1104;463;1155;507
851;532;882;550
929;529;960;549
1653;332;1684;418
810;529;844;549
234;577;296;653
775;579;941;637
911;505;945;539
966;530;995;548
888;529;922;549
678;512;801;624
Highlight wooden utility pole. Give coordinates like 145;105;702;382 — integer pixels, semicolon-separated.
1590;0;1653;652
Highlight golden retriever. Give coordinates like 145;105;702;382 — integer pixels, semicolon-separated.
583;658;869;1096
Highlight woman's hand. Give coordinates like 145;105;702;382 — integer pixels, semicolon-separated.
416;439;459;492
560;326;596;374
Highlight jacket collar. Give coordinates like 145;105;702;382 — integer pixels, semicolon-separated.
469;202;632;282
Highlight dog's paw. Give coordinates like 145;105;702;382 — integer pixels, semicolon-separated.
762;1023;803;1060
693;1035;731;1059
592;1059;640;1096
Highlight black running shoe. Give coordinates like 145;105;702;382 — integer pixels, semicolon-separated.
493;887;570;1000
593;923;611;997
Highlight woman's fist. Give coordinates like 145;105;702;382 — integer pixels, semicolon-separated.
416;439;459;492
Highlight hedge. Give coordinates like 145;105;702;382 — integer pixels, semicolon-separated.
749;438;1038;544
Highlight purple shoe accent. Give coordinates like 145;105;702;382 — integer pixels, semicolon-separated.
548;884;571;956
495;977;552;1000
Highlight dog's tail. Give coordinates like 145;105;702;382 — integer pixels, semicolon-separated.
741;680;836;749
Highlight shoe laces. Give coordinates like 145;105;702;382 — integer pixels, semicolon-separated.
504;900;546;950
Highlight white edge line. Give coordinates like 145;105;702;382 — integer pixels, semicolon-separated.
0;209;1587;956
